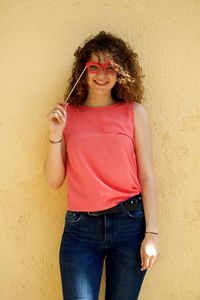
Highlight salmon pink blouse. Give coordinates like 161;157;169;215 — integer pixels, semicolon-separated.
63;101;142;212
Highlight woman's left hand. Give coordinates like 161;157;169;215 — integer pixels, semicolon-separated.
140;234;160;271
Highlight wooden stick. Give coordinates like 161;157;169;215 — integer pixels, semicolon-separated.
64;66;87;102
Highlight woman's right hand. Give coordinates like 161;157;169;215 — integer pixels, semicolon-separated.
47;99;67;137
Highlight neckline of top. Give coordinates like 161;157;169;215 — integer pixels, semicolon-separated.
78;102;124;110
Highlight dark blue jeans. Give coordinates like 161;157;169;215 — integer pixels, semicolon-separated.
59;194;148;300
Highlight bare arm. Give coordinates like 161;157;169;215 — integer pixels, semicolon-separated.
44;101;67;189
44;133;66;189
134;101;158;233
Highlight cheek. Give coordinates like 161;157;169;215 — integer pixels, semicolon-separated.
86;73;95;84
110;75;117;85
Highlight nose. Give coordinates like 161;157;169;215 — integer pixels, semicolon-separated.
97;67;107;77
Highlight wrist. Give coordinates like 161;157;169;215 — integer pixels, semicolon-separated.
146;229;158;232
145;231;159;236
49;133;63;140
49;138;62;144
145;225;158;232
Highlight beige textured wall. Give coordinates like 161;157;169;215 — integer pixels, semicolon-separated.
0;1;200;299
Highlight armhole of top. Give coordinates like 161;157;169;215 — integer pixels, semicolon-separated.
63;103;69;151
65;102;69;112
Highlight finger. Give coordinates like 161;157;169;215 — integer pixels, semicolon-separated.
141;255;150;271
51;110;63;122
56;104;67;116
53;108;66;121
52;111;65;123
55;107;66;119
140;250;144;267
47;111;58;121
148;256;155;268
51;112;61;122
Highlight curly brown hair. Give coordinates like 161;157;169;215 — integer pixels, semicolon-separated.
64;31;146;108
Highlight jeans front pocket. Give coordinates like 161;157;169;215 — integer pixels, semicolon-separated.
126;202;145;220
65;211;83;223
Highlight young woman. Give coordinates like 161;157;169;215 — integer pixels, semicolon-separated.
44;31;160;300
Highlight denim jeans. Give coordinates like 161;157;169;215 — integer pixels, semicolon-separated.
59;194;148;300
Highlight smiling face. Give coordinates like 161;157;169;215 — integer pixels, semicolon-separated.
86;52;117;94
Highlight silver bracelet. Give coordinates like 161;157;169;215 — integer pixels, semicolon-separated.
49;138;62;144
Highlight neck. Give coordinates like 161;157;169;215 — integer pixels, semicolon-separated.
85;91;116;107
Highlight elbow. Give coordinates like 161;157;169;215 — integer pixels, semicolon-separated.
49;182;61;190
44;169;66;189
46;179;65;189
139;173;155;184
44;166;66;190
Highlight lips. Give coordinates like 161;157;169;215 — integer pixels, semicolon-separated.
94;80;108;86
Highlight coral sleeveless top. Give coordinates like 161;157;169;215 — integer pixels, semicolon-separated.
63;101;142;212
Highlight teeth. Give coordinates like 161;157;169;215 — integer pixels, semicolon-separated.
95;81;108;85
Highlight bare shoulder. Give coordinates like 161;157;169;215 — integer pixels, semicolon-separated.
134;101;149;117
133;101;153;179
133;101;151;128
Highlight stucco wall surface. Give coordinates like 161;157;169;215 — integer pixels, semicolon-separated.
0;1;200;299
